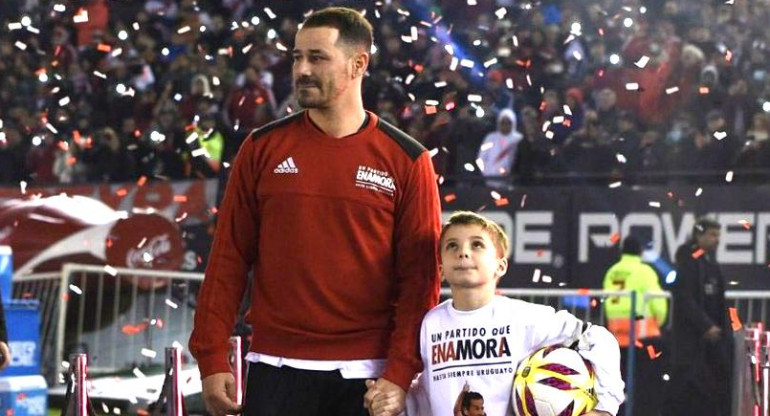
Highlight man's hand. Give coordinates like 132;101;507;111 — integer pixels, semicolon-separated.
583;411;611;416
704;325;722;342
201;372;242;416
363;378;406;416
0;342;10;369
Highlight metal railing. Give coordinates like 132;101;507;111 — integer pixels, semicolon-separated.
13;266;770;415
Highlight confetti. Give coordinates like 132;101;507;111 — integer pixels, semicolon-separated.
140;348;157;358
691;248;705;259
14;41;27;51
695;187;703;196
68;284;82;295
104;265;118;276
634;56;650;68
132;367;146;378
609;181;622;188
73;9;89;23
494;198;509;207
532;268;542;283
729;307;742;331
444;193;457;203
625;82;640;91
646;344;662;359
609;233;620;245
725;170;734;182
739;219;751;230
648;201;661;208
520;194;527;208
165;299;179;309
713;131;727;140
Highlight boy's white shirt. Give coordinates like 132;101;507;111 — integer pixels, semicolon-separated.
405;296;625;416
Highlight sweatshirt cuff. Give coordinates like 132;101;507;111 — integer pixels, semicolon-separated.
382;361;418;392
195;350;232;379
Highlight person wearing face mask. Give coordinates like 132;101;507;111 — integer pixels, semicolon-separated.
666;217;732;416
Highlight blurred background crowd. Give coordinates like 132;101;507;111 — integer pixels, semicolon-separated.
1;0;770;187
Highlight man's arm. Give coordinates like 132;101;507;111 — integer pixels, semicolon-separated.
643;265;668;326
382;152;442;390
189;136;259;376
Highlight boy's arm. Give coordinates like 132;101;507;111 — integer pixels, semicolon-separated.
381;152;442;390
527;305;625;416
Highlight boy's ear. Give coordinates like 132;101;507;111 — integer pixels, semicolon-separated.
496;257;508;279
439;264;445;282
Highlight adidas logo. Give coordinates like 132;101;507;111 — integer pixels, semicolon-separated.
273;157;298;174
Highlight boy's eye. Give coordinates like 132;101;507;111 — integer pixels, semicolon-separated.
472;241;485;248
445;242;457;250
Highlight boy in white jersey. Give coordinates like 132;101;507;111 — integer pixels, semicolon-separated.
405;211;625;416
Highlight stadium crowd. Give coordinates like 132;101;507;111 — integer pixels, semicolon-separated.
1;0;770;187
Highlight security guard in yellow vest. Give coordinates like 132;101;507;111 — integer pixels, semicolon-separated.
603;236;668;416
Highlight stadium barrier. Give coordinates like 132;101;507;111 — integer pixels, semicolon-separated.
11;264;770;415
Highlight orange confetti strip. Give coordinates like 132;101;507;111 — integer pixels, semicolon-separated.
692;248;704;259
609;232;621;245
740;220;751;230
494;197;509;207
730;307;743;331
121;322;149;336
96;43;111;52
425;105;437;115
444;194;457;203
634;339;644;349
137;176;147;187
414;64;424;73
647;344;662;359
116;188;128;197
173;194;188;203
577;288;589;295
137;410;149;416
699;86;710;94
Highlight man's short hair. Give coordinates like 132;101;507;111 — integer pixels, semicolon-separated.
461;391;484;410
440;211;508;258
301;7;373;53
621;236;642;255
693;216;720;238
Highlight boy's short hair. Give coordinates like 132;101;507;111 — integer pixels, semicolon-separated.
301;7;373;53
440;211;509;258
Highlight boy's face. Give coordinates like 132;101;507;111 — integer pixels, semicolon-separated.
440;224;507;289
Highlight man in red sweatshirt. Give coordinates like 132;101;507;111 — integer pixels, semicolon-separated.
189;7;442;416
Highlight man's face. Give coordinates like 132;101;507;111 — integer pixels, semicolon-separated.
292;27;360;109
463;398;485;416
697;228;721;252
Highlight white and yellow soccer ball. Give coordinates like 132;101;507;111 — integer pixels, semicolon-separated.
512;345;598;416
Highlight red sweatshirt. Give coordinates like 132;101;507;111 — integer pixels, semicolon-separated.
189;111;441;390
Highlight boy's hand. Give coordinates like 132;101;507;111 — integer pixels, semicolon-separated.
201;372;242;416
363;378;406;416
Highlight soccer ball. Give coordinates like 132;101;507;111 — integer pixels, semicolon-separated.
512;345;598;416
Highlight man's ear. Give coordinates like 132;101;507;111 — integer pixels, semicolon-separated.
351;51;369;79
